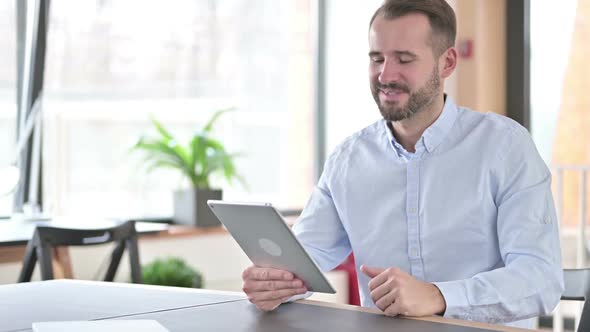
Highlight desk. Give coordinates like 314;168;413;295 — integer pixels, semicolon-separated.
0;280;535;332
0;218;169;246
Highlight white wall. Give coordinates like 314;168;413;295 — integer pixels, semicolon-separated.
324;0;383;155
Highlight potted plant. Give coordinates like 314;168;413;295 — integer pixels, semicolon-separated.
133;109;241;227
141;257;203;288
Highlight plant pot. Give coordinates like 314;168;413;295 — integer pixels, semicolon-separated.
173;188;222;227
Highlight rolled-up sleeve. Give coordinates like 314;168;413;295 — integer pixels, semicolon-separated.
434;125;564;324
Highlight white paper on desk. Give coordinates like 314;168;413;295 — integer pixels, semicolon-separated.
32;319;169;332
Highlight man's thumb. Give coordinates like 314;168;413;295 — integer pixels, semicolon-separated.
360;265;385;278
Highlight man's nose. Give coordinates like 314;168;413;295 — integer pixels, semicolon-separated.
378;59;401;84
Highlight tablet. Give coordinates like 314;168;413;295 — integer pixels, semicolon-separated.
207;200;336;294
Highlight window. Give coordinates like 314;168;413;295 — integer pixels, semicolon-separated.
324;0;382;153
43;0;315;217
0;1;17;215
530;1;578;164
530;0;589;229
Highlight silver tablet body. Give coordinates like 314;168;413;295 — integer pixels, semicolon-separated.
207;200;336;294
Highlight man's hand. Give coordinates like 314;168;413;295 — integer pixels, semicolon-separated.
360;265;446;317
241;265;308;311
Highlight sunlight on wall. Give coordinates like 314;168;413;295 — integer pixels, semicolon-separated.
530;0;577;163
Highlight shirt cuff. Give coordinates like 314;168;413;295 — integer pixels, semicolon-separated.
284;291;313;303
432;280;469;318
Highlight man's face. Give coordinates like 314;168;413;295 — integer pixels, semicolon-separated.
369;13;442;122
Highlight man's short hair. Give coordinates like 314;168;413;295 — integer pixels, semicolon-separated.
369;0;457;56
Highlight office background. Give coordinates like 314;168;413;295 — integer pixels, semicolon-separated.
0;0;589;328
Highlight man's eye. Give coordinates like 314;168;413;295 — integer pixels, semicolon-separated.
399;59;413;64
370;58;384;64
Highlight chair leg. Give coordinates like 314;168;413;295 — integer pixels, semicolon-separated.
104;242;125;282
17;241;37;283
578;300;590;332
127;237;142;284
37;243;54;280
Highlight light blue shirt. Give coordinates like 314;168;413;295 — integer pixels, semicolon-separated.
293;96;563;329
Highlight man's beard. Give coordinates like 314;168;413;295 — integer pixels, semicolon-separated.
371;66;441;122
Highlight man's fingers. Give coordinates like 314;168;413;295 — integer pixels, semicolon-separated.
369;278;394;304
242;265;307;313
374;288;398;311
367;270;392;291
254;300;283;312
383;304;399;317
248;287;307;302
243;266;294;281
363;265;391;290
360;265;385;278
243;279;303;292
372;284;396;310
367;267;403;291
384;300;402;317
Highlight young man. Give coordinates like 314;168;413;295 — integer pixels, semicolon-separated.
241;0;563;328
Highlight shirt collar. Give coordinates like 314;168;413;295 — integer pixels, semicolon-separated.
383;94;459;156
421;95;458;153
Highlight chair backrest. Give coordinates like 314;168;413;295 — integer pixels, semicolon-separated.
562;268;590;332
17;220;142;283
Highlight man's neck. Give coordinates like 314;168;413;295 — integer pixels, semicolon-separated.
390;94;445;153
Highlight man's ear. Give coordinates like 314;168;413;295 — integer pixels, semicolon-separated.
440;47;457;79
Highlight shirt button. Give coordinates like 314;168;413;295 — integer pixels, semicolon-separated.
408;207;417;214
410;249;418;257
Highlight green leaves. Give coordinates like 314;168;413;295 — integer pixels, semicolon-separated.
203;107;234;134
132;110;242;189
141;257;203;288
